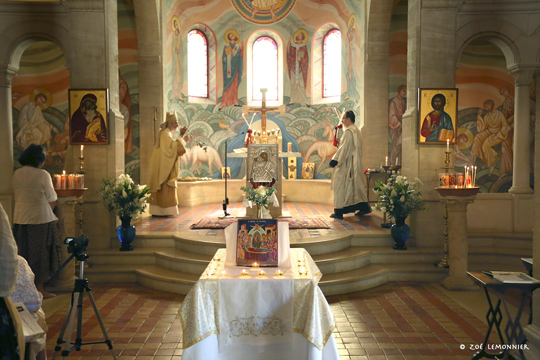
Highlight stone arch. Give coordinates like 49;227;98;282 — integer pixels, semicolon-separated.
0;20;70;70
456;19;522;68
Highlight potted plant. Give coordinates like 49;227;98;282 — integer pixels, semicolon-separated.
373;174;426;250
98;173;150;251
240;185;277;218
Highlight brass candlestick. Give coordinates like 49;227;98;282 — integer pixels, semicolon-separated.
78;156;86;174
435;199;449;268
444;151;451;173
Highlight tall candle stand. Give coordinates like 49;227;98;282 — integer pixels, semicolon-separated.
77;155;85;235
435;199;449;268
444;151;451;173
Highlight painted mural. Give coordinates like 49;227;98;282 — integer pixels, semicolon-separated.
11;0;140;182
166;0;361;179
387;0;407;167
11;41;70;175
231;0;297;24
456;39;534;193
118;0;140;183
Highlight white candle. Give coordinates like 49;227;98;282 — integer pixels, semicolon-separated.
61;170;67;189
80;145;84;158
446;139;449;152
385;156;388;166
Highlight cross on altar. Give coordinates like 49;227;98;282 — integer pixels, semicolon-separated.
242;88;286;142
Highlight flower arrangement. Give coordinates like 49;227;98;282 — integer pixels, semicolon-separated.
98;173;151;219
373;174;426;221
241;185;276;209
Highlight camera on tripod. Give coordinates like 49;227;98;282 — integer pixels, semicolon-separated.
64;235;89;261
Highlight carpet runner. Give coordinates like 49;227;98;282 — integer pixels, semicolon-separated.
190;217;330;230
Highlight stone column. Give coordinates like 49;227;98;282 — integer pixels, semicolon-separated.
50;196;78;292
0;66;16;217
441;195;477;290
509;67;535;194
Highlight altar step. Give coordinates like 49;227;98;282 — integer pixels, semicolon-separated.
84;231;531;296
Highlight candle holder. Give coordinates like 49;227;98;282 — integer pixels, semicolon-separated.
434;199;449;268
444;151;451;173
240;269;250;278
275;269;284;277
78;156;86;174
257;269;266;278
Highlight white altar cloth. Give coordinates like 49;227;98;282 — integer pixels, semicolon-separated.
179;248;339;360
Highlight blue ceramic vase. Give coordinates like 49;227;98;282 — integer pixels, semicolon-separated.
117;216;135;251
391;217;409;250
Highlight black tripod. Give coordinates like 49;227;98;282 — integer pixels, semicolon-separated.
52;257;116;359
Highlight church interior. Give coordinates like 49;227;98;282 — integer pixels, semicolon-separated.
1;0;540;359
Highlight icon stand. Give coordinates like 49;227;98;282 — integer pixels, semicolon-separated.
52;257;116;359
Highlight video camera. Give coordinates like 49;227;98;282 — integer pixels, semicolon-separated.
64;235;89;261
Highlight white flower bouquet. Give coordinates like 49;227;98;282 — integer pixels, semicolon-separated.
372;174;426;221
98;173;151;219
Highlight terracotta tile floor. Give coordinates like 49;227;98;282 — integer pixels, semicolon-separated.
43;282;520;360
134;201;385;238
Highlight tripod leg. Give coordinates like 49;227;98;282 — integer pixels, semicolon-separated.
60;292;81;360
85;289;117;359
52;293;78;360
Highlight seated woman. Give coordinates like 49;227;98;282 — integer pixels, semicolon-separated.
1;203;22;360
10;255;47;360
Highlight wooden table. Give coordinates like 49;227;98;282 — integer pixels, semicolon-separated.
467;271;540;360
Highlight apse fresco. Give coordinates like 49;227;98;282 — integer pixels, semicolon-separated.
387;0;407;167
166;0;361;179
456;39;535;193
118;0;140;183
11;41;70;175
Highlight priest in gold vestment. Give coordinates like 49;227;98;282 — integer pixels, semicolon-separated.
148;112;187;216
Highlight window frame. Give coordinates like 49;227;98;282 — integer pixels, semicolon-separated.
187;23;217;105
311;23;341;105
187;29;209;99
322;28;341;100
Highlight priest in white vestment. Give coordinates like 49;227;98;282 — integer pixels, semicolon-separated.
148;112;187;216
329;110;370;220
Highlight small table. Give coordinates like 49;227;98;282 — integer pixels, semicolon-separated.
467;271;540;360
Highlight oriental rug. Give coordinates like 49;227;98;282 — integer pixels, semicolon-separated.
190;217;330;230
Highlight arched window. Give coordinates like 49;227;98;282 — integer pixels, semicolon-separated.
252;36;278;101
187;29;208;98
247;30;283;106
323;29;341;99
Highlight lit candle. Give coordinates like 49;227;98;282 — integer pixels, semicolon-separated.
446;139;449;152
385;156;388;166
252;262;259;269
275;269;283;277
257;269;266;277
241;269;249;277
68;174;75;189
61;170;67;189
80;145;84;158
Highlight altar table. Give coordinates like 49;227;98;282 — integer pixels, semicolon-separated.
179;248;340;360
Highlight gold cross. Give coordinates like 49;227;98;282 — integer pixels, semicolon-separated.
242;89;285;142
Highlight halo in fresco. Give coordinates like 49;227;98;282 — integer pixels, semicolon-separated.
231;0;297;25
348;13;356;29
457;127;474;150
293;29;308;43
172;16;180;31
30;87;52;110
224;29;240;42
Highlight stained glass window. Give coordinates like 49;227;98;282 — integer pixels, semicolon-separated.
323;29;341;98
252;36;278;101
188;30;208;98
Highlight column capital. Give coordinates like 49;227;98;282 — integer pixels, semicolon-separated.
0;65;17;87
508;66;536;86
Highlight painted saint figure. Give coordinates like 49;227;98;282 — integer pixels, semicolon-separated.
171;16;184;102
70;94;107;144
420;94;454;142
286;29;309;105
498;86;514;176
471;99;511;176
119;72;132;154
16;93;55;149
221;30;243;109
346;14;357;97
388;85;406;165
251;0;278;21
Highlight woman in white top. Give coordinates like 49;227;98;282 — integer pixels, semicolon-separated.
12;144;62;299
